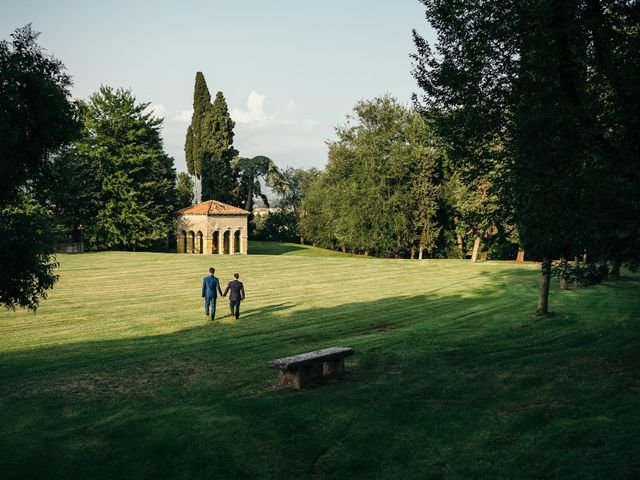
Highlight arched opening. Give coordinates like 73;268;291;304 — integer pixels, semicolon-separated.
223;230;230;255
234;230;241;254
196;231;203;254
181;230;187;253
188;231;195;254
212;231;220;254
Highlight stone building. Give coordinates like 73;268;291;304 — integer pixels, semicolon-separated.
176;200;250;255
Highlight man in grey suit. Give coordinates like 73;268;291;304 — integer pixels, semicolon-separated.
202;267;223;321
223;273;245;319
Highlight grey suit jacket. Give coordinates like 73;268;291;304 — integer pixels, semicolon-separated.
224;280;245;302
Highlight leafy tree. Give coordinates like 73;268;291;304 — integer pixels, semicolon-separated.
302;96;441;257
0;194;60;310
253;211;299;243
176;172;194;207
37;145;98;243
252;166;322;244
274;167;321;216
232;156;284;212
200;91;237;203
0;25;78;310
412;0;639;312
77;86;177;250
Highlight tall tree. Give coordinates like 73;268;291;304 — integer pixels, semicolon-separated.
184;72;212;203
176;172;194;207
200;91;237;203
232;156;284;212
270;167;321;243
412;0;640;313
0;25;78;310
78;86;177;251
302;96;441;257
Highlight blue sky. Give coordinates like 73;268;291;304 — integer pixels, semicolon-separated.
1;0;435;173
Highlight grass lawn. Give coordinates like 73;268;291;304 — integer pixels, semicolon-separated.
1;242;639;479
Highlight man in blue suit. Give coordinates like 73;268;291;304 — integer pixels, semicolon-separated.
202;267;223;321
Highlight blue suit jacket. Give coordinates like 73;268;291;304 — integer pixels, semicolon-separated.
202;275;223;299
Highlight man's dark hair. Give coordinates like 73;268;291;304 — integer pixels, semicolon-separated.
234;273;239;279
209;267;215;274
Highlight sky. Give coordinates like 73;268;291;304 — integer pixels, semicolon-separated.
1;0;435;173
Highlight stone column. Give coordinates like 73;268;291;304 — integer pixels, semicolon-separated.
241;233;248;255
217;230;224;255
176;234;185;254
203;233;211;255
230;230;236;255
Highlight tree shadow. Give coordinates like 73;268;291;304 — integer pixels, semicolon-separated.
240;302;296;319
248;241;306;255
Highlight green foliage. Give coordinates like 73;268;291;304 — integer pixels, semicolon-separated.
0;194;59;310
0;25;77;310
268;166;322;243
551;261;609;288
232;155;284;212
252;211;299;243
0;25;78;204
76;86;177;250
274;166;321;215
176;172;194;207
200;91;237;203
184;72;211;178
37;144;97;243
301;96;441;257
412;0;640;310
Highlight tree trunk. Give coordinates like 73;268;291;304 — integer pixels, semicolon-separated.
600;260;609;282
192;174;198;204
574;255;582;288
559;257;569;290
470;237;481;263
410;247;416;259
245;183;254;211
537;256;551;315
456;232;464;258
418;248;424;260
610;257;621;280
516;248;525;262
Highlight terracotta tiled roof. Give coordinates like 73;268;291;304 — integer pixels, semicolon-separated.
177;200;250;216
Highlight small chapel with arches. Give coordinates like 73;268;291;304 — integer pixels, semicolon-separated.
176;200;250;255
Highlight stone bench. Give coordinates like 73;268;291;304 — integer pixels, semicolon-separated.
268;347;355;390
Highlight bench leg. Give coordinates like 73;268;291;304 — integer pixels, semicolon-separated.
278;369;302;390
323;358;344;376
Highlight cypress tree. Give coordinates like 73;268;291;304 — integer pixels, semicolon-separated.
200;91;237;203
184;72;212;203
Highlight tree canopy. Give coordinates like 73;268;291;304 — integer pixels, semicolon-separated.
301;96;441;258
412;0;640;312
0;25;78;310
75;86;177;250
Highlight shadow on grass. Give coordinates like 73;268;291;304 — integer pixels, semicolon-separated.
0;267;639;480
248;241;307;255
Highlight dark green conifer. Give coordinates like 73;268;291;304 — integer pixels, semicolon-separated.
184;72;212;201
200;91;237;203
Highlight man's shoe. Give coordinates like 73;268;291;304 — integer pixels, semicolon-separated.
205;315;210;321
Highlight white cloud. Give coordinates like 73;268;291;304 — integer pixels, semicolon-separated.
231;91;274;124
173;109;193;123
285;99;296;112
146;103;166;119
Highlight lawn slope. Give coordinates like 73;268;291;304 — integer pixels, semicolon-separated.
0;247;639;479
